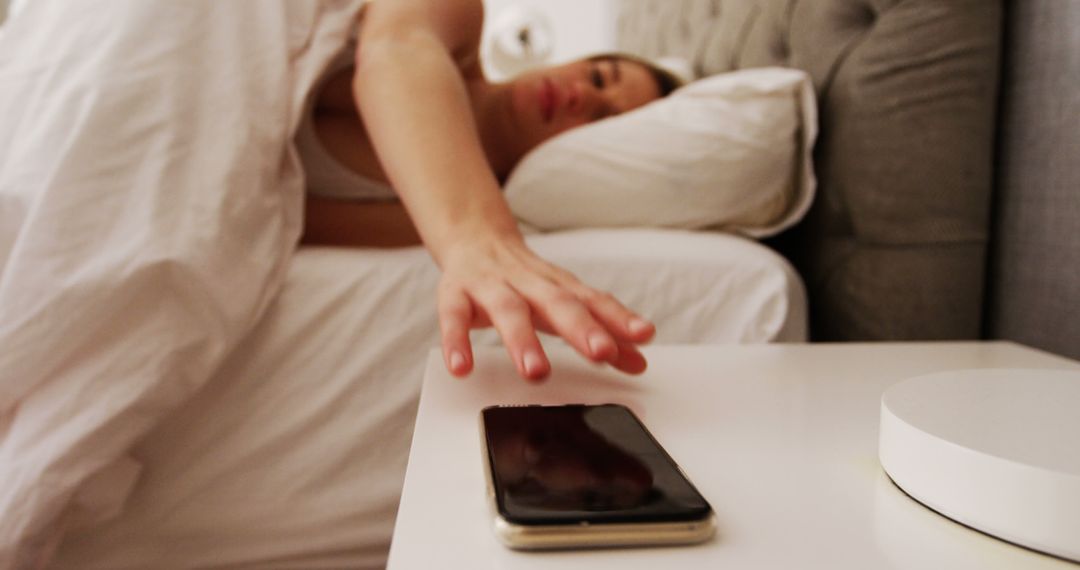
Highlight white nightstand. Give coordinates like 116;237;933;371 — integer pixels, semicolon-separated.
388;342;1080;569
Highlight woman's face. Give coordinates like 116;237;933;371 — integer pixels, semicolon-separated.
505;56;662;151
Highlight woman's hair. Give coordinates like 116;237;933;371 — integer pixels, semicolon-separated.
647;65;683;97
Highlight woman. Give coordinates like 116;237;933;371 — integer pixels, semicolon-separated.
298;52;679;247
309;0;679;382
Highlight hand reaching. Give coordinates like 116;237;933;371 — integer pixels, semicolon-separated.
435;231;655;381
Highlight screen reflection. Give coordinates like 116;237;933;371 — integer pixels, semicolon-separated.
485;405;710;525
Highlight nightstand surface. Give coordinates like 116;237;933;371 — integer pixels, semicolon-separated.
388;341;1080;569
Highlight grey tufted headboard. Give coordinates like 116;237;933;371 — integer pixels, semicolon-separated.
617;0;1077;359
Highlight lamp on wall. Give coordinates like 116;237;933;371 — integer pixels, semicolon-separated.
483;5;554;80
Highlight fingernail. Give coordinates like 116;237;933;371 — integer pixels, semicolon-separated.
450;351;466;373
523;351;544;378
629;318;652;336
588;332;611;358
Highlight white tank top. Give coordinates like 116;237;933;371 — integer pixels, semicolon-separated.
294;45;397;201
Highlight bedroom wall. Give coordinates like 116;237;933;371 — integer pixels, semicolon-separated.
986;0;1080;360
0;2;612;71
481;0;617;79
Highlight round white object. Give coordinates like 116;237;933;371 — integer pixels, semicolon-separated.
879;368;1080;562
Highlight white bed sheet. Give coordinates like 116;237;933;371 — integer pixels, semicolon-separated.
49;230;805;569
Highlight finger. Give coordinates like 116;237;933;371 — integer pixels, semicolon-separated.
522;281;618;364
609;342;648;375
473;283;551;381
533;261;655;344
437;282;475;377
571;286;655;344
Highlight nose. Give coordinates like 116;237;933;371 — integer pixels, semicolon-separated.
566;79;602;117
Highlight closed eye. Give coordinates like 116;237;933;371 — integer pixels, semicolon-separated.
590;65;605;89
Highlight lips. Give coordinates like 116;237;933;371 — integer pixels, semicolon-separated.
539;78;557;123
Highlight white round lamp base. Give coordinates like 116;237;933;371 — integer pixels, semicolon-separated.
879;368;1080;562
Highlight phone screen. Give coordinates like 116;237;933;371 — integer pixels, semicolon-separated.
482;404;712;526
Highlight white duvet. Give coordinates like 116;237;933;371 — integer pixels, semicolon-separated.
0;2;807;568
0;0;367;566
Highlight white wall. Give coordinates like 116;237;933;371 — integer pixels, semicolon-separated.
1;0;25;27
481;0;617;79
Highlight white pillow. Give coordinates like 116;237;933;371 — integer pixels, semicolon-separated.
504;67;818;238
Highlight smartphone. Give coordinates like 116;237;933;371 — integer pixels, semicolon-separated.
480;403;716;550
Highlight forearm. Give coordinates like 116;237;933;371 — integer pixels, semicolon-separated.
354;24;520;265
349;0;655;381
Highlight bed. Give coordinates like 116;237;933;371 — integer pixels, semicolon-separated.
46;233;804;569
0;1;806;568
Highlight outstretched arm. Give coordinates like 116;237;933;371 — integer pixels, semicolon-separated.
354;0;654;380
